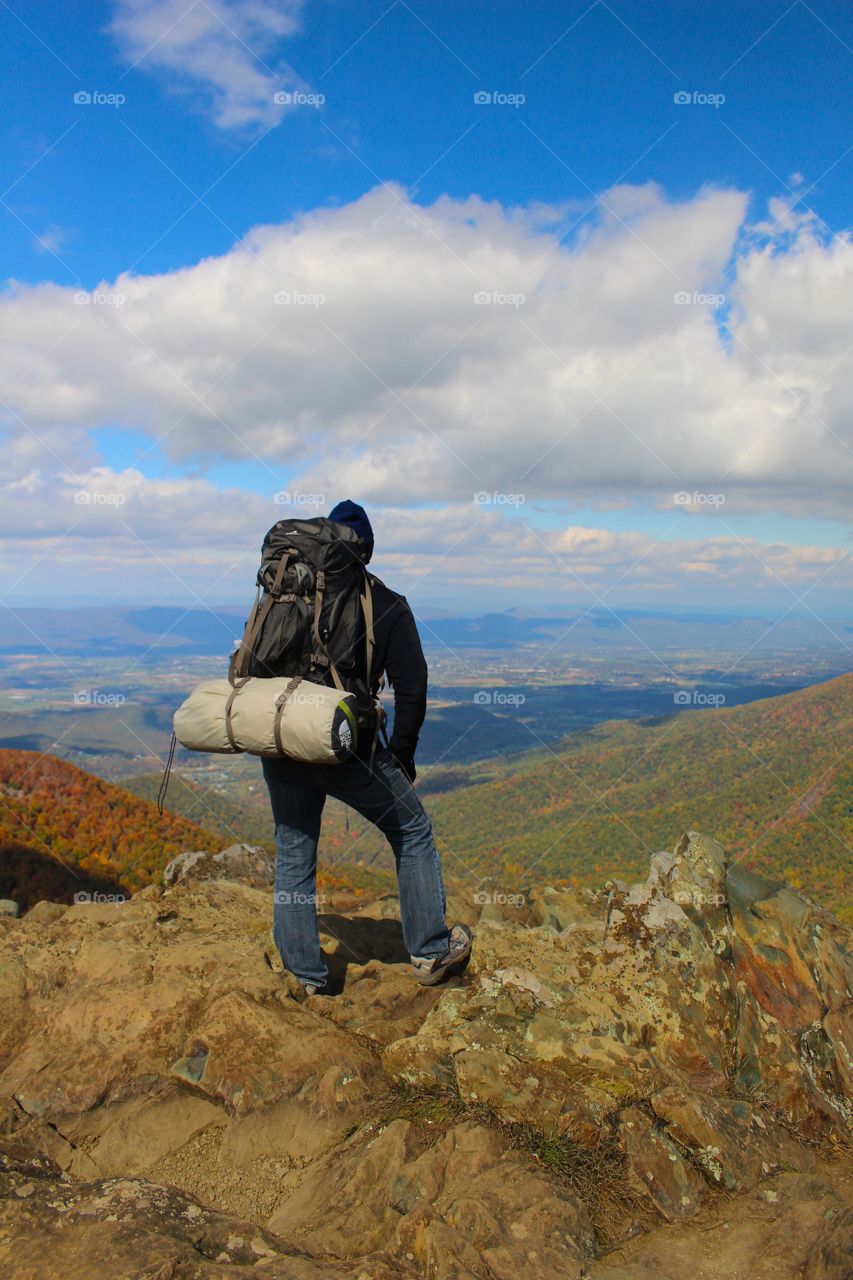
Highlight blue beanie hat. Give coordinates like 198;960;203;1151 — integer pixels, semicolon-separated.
328;499;374;559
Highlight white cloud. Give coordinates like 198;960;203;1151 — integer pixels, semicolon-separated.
109;0;308;128
2;181;852;522
1;181;852;604
0;463;848;610
33;225;71;256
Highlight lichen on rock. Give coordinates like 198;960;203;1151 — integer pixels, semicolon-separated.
0;830;849;1279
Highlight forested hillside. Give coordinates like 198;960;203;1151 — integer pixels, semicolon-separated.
140;674;852;916
424;672;853;915
121;771;273;848
0;750;391;909
0;750;221;907
2;675;850;918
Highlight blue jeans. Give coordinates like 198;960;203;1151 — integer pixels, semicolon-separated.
261;746;449;986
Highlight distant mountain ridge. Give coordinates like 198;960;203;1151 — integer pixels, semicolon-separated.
1;602;850;656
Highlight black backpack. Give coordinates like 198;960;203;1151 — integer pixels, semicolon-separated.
158;517;382;812
229;517;381;726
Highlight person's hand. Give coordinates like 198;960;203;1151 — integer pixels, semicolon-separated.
391;752;417;783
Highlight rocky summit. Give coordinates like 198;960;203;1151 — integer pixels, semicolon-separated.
0;832;850;1280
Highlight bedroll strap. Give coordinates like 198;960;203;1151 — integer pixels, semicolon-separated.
224;679;249;750
273;676;303;754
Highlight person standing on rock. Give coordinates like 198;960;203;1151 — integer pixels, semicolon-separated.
260;500;472;997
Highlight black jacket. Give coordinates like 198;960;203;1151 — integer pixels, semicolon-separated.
359;574;427;763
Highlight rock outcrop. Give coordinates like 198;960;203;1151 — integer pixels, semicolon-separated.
162;842;275;889
0;831;849;1279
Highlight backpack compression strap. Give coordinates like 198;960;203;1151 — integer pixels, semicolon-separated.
229;553;291;686
312;570;345;691
311;568;380;694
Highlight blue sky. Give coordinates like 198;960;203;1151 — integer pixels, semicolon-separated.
1;1;852;610
5;2;853;285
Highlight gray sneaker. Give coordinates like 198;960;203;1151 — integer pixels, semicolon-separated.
411;924;473;986
285;973;325;1002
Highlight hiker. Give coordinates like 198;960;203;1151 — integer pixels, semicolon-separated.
259;500;472;997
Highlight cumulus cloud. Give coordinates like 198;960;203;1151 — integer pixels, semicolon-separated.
1;462;848;610
109;0;308;128
368;508;852;602
2;182;852;524
1;181;851;604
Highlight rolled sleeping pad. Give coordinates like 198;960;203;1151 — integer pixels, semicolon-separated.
173;676;358;763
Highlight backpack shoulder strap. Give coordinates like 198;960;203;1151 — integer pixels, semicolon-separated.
312;570;345;691
229;553;290;685
359;572;385;695
361;573;375;691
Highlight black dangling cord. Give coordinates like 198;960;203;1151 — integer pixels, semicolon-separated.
157;731;177;815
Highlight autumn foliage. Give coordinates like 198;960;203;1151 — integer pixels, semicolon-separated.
0;749;221;908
